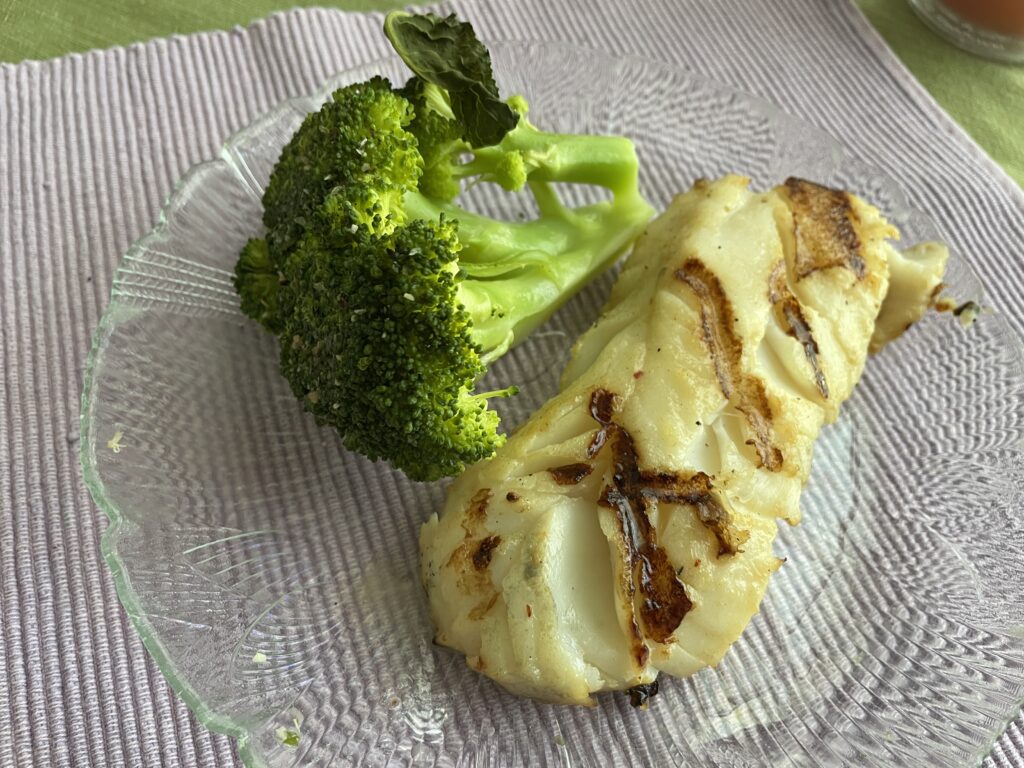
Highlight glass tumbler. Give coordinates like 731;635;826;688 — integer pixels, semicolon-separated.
908;0;1024;63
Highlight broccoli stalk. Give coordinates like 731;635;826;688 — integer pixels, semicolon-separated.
401;97;651;360
403;188;651;360
234;12;653;481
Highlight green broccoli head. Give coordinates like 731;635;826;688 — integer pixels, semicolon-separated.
260;76;421;260
278;209;505;480
401;76;531;197
235;237;281;333
235;11;654;481
399;77;468;201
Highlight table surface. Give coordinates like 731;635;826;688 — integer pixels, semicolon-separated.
0;2;1022;767
0;0;1021;188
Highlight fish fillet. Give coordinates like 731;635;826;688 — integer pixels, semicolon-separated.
420;175;948;705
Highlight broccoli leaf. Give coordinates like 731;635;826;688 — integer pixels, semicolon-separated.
383;11;518;148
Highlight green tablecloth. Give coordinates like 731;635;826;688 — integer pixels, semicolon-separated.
0;0;1019;184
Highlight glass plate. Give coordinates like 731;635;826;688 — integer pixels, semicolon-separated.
81;43;1024;767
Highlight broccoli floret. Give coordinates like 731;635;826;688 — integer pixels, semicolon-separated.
261;76;420;259
235;11;653;481
398;77;467;201
277;212;508;477
236;237;281;333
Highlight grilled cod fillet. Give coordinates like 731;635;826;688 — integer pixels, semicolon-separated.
420;175;949;705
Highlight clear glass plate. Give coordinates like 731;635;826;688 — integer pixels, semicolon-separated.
80;43;1024;767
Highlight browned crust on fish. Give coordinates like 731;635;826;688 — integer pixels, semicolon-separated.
472;535;501;570
468;593;499;621
784;177;865;280
591;390;693;647
769;262;829;399
674;260;783;471
639;471;750;557
446;489;500;602
547;463;594;485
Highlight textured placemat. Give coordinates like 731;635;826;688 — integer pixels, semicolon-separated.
1;0;1022;765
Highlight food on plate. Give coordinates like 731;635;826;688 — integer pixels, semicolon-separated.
420;175;950;705
233;11;653;481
